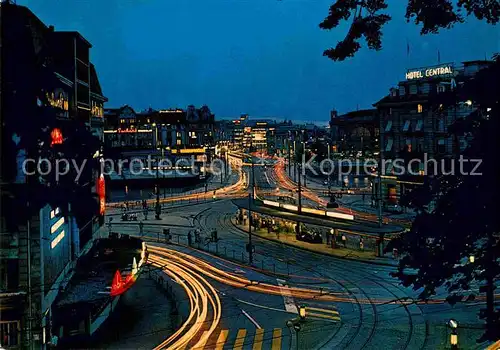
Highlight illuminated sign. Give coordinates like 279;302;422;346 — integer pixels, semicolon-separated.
91;101;104;118
46;90;69;114
103;128;153;134
50;128;63;146
97;174;105;215
177;148;206;154
406;66;453;80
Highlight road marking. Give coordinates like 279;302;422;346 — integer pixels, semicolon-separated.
271;328;282;350
233;329;247;350
252;329;264;350
236;298;297;315
241;309;262;329
215;329;229;350
276;279;298;313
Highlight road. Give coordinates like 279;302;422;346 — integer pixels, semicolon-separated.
100;155;490;349
109;198;488;349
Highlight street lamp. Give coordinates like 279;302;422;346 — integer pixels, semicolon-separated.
449;319;458;349
299;305;306;320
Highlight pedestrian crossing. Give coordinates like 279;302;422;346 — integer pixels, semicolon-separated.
180;307;339;350
185;328;285;350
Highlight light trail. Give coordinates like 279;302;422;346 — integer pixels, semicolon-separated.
107;157;247;210
148;245;447;305
148;253;222;350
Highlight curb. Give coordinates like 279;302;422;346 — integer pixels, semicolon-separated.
229;218;397;267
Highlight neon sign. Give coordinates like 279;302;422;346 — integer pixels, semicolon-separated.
97;174;105;215
50;128;63;146
406;66;453;80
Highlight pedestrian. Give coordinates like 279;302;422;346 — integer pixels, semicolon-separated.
342;234;347;248
359;237;364;251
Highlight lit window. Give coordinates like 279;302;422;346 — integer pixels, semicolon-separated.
50;207;61;219
417;104;423;113
51;217;65;234
385;138;393;151
147;119;150;123
402;120;410;132
51;230;65;249
384;120;392;132
176;139;181;145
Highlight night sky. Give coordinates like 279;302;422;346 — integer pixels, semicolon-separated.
21;0;497;123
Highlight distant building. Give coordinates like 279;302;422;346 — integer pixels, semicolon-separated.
329;109;379;157
103;105;215;161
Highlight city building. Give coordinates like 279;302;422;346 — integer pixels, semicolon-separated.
1;3;107;348
372;60;492;207
329;109;379;157
103;105;216;161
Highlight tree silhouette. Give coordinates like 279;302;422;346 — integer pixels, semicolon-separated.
387;55;500;342
320;0;499;61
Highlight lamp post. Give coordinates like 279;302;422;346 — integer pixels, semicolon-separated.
299;305;306;320
449;319;458;349
247;144;256;265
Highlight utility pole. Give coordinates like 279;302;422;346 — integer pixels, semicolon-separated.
248;147;255;265
327;143;331;189
27;215;33;350
297;161;302;214
155;155;161;220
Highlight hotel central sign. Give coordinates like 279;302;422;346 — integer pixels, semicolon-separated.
406;65;453;80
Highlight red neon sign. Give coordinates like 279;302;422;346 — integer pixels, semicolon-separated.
110;269;137;297
97;174;105;215
50;128;63;146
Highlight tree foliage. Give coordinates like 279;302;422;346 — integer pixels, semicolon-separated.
320;0;500;61
387;55;500;341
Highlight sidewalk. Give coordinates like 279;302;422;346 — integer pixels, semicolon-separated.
231;218;397;267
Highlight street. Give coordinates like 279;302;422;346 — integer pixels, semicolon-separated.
105;196;488;349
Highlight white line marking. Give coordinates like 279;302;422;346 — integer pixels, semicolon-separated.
277;278;298;313
241;309;262;329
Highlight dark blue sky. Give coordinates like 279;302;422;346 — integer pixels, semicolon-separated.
22;0;497;123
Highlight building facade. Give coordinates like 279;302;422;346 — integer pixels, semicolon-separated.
330;109;379;157
1;3;107;348
103;105;216;161
372;61;491;206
